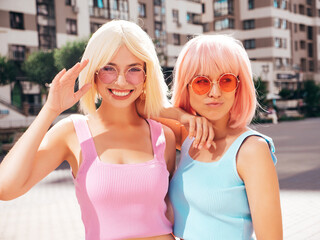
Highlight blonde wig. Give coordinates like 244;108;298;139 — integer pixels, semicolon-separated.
172;35;256;128
79;20;168;117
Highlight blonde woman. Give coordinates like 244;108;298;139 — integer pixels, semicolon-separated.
0;20;177;240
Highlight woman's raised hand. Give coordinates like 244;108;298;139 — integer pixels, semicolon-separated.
179;114;215;150
44;59;91;115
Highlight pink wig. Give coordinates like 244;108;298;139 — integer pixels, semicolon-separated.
172;35;256;129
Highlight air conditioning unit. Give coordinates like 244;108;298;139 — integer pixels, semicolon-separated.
72;6;79;13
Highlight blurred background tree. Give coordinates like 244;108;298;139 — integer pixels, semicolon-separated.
22;50;58;88
0;56;17;85
54;39;87;70
254;76;268;108
302;80;320;117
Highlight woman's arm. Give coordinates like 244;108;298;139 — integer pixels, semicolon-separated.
0;60;91;200
136;100;214;150
162;124;176;177
157;107;215;150
237;136;283;240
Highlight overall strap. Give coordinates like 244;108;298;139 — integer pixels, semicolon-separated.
146;119;166;162
224;130;277;165
69;114;97;163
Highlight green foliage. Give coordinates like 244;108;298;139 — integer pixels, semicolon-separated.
254;76;268;107
22;50;58;87
302;80;320;117
0;56;17;85
54;39;88;70
279;88;294;100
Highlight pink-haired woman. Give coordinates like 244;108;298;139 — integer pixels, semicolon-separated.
167;35;283;240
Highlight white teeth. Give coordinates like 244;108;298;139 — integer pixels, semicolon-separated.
111;90;131;96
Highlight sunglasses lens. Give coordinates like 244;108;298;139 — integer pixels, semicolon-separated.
219;74;238;92
125;67;145;85
192;77;211;95
97;65;145;85
98;65;117;84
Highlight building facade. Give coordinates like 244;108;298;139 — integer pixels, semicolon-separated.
1;0;320;112
202;0;320;98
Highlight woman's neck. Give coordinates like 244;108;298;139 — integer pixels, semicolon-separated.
210;114;231;140
94;100;142;126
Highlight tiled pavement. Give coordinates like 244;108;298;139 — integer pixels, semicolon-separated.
0;118;319;240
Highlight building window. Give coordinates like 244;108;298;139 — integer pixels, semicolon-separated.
203;23;210;32
300;58;306;71
300;40;306;49
66;19;77;35
306;0;312;5
173;33;180;45
113;0;119;10
186;12;201;24
248;0;254;10
274;0;279;8
293;4;296;13
154;0;161;6
244;39;255;49
214;0;234;17
281;0;287;9
275;58;282;69
65;0;72;6
202;3;205;13
283;58;289;67
90;22;101;33
274;38;281;48
282;38;287;48
307;26;313;40
282;19;287;29
138;3;146;17
215;18;234;31
299;24;305;31
309;60;314;72
307;8;312;16
274;18;281;28
294;41;298;51
243;19;255;30
155;21;162;38
299;4;304;15
172;9;179;23
93;0;110;8
37;5;48;16
308;43;313;57
9;45;26;61
10;12;24;30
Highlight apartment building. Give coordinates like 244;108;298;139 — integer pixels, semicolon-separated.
201;0;320;98
1;0;319;111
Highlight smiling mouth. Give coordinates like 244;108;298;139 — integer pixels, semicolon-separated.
108;89;134;97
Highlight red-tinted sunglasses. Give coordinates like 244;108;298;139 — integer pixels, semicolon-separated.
95;65;146;85
190;73;239;95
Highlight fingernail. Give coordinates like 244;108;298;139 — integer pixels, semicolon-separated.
198;144;203;149
206;143;211;148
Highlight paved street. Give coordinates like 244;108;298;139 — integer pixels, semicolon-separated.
0;118;319;240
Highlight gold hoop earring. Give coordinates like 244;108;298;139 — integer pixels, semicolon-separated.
140;81;147;100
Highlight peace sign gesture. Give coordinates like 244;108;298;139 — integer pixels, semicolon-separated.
45;59;91;115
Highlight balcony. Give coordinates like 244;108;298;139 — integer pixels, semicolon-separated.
89;7;109;19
